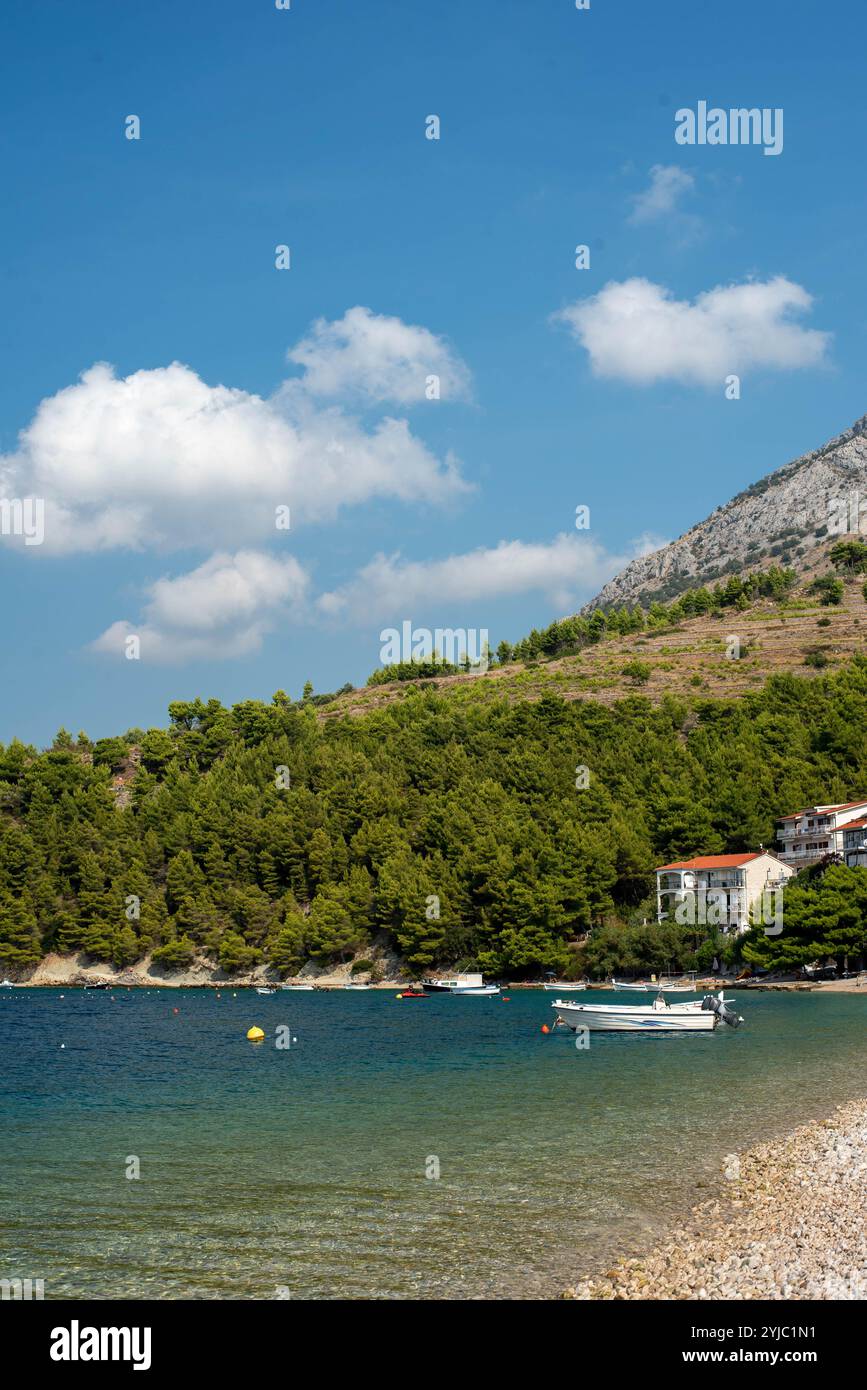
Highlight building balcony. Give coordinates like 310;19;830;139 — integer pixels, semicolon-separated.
777;826;835;840
776;848;831;867
656;872;744;890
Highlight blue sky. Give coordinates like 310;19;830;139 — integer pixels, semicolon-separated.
1;0;866;745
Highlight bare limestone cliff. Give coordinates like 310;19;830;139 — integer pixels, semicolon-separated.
586;413;867;610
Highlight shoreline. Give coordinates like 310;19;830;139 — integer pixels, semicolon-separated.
2;950;410;990
3;953;866;992
564;1096;867;1301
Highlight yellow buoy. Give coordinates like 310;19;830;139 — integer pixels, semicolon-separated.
246;1026;265;1042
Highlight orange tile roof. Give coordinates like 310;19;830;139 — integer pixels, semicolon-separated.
778;800;867;820
656;853;764;872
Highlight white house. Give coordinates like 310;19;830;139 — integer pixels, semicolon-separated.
655;852;795;935
775;800;867;867
841;817;867;868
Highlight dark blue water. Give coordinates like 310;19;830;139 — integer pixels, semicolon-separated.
0;987;864;1299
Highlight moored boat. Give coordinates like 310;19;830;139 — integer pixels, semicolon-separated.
551;990;743;1033
657;972;699;993
422;972;500;996
542;981;587;992
255;986;277;995
422;972;483;993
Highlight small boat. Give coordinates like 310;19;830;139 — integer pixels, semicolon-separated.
610;979;649;992
338;982;372;990
255;986;277;995
422;972;498;995
83;981;111;991
0;979;15;988
542;981;587;992
280;983;315;991
399;990;428;999
422;972;483;993
657;971;698;994
551;990;743;1034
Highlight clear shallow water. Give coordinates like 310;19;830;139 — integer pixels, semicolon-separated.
0;987;864;1299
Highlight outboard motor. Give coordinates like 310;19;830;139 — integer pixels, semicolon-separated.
702;989;744;1028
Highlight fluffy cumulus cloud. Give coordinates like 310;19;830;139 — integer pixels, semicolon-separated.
0;308;471;554
318;532;660;623
286;305;472;404
554;276;831;386
91;550;310;663
91;532;666;664
628;164;695;223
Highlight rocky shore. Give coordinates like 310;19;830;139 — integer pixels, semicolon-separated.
7;954;866;993
564;1098;867;1300
8;950;405;989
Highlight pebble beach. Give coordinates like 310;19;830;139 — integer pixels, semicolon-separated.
564;1098;867;1301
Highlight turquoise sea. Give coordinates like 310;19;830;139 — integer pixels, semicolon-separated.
1;987;865;1299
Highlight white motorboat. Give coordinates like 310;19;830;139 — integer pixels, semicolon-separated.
338;982;372;990
551;990;743;1034
657;972;699;993
423;972;483;993
255;986;277;995
0;979;15;988
280;983;315;991
543;981;587;992
610;979;649;992
421;973;500;996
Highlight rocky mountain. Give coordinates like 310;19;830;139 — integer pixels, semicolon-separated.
586;413;867;610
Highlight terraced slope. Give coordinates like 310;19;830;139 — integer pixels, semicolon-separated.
323;579;867;719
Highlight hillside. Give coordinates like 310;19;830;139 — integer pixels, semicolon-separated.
322;568;867;718
3;576;867;983
586;413;867;610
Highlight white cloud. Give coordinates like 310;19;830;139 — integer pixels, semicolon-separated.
554;276;831;386
0;309;471;555
92;531;669;664
91;550;310;663
318;533;654;622
629;164;695;223
286;305;472;404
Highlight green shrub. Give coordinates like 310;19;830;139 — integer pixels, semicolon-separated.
152;936;197;969
830;539;867;574
809;575;844;606
621;660;652;685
